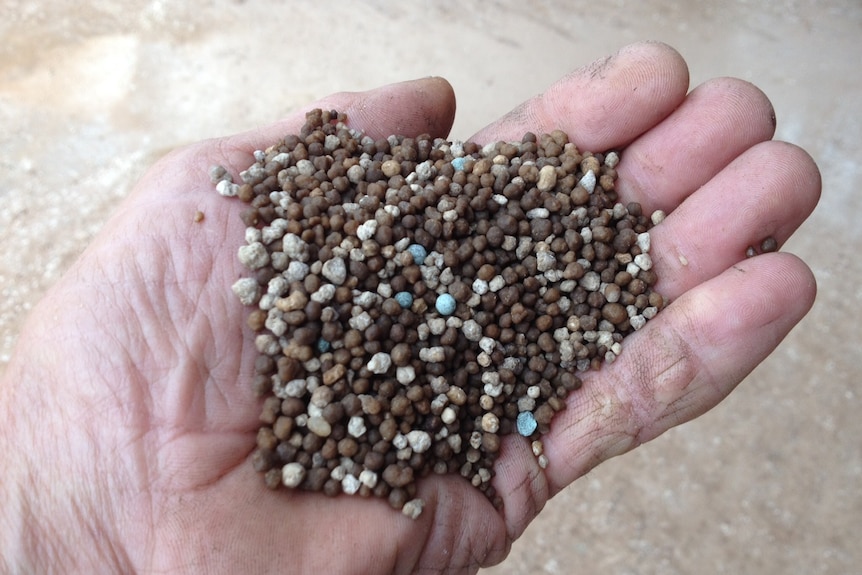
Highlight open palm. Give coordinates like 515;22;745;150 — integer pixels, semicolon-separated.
1;42;819;574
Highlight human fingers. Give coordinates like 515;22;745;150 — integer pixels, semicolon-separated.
536;252;816;493
617;77;778;212
469;41;690;151
483;142;818;531
649;140;821;298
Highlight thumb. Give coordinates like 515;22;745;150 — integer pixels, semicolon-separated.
225;76;457;158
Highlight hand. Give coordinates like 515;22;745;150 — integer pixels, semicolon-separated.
0;41;819;574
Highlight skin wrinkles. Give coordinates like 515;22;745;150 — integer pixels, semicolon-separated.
0;43;821;573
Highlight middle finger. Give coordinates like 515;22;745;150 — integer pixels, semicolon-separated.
618;76;778;212
649;139;821;299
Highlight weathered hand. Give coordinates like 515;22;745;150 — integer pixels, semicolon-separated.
0;42;818;574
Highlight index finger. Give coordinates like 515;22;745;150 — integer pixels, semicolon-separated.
469;41;690;151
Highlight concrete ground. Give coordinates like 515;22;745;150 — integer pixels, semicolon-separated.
1;1;859;573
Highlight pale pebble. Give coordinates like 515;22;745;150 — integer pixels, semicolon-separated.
321;257;347;284
238;242;269;270
367;352;392;374
406;430;432;453
578;170;596;193
396;366;416;385
634;253;653;271
402;499;425;520
231;278;260;306
282;463;306;488
341;474;360;495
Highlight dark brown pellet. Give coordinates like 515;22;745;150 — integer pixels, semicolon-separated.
761;236;778;253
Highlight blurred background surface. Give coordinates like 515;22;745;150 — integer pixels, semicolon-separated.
1;1;859;573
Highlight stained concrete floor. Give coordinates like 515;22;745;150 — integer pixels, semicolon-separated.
1;1;859;573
